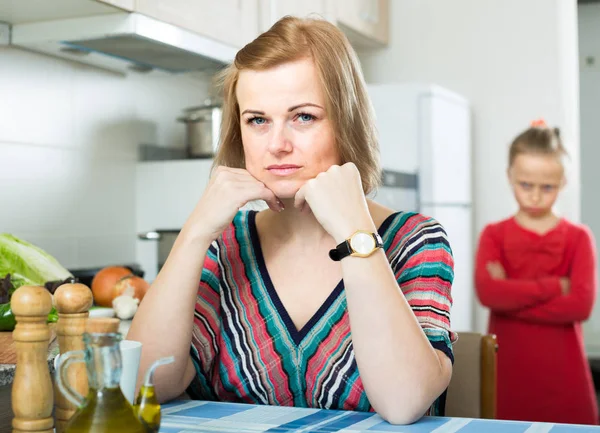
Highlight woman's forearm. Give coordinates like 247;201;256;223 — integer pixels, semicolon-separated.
127;229;212;401
342;250;452;424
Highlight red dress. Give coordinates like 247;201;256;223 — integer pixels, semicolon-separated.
475;217;598;425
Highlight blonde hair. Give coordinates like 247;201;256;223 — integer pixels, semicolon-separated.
212;16;381;194
508;125;567;167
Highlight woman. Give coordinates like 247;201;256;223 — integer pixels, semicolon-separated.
128;16;456;425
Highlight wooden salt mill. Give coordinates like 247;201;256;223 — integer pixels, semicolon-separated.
53;283;94;433
85;317;120;334
11;286;54;433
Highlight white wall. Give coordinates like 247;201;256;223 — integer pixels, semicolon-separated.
579;3;600;357
358;0;581;333
0;47;209;272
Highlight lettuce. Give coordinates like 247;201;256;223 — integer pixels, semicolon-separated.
0;233;72;290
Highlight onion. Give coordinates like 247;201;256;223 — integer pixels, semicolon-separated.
114;275;149;304
91;266;149;307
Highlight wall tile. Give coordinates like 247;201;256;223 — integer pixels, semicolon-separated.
0;48;74;147
0;46;210;272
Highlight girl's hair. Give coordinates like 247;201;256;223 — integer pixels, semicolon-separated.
212;16;381;194
508;124;567;167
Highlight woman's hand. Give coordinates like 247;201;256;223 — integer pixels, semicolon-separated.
294;163;375;242
184;166;283;243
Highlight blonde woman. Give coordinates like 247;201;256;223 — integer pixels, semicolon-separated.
128;16;456;425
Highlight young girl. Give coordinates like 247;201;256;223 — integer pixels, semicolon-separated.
475;121;598;425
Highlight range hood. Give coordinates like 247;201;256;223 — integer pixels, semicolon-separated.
10;12;237;74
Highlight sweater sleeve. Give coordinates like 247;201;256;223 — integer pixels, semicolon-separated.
187;241;222;400
507;226;597;324
475;224;563;312
389;214;456;363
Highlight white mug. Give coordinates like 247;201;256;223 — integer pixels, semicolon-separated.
54;339;142;404
119;340;142;403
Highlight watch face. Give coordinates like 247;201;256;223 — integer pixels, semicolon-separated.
350;232;376;254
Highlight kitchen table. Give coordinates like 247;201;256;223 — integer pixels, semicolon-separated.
159;400;600;433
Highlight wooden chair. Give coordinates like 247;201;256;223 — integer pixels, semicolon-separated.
445;332;498;419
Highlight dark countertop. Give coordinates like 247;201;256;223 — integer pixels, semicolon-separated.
0;320;131;432
0;338;59;387
0;319;131;388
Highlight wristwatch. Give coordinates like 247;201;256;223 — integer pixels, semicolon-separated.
329;230;383;261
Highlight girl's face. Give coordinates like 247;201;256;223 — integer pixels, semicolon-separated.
508;153;565;217
236;58;340;199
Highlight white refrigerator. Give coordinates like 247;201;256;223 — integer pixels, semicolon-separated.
368;83;474;332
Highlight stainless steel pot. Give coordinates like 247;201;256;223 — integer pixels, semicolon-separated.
138;230;180;274
178;99;222;158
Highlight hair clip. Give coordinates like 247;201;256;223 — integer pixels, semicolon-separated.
530;118;547;128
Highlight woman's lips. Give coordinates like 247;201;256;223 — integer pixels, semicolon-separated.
267;165;301;176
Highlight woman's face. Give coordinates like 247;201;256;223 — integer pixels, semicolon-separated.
236;58;340;199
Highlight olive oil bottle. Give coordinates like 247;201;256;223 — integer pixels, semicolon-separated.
56;332;151;432
133;356;175;432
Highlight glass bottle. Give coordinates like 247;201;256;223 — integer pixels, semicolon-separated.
56;332;150;433
133;356;174;432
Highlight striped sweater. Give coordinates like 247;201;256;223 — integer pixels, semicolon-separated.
187;210;456;415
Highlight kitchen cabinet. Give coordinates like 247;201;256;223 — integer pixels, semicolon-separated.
258;0;334;32
95;0;134;10
334;0;389;47
135;0;260;49
1;0;255;49
258;0;388;48
2;0;387;78
0;0;126;24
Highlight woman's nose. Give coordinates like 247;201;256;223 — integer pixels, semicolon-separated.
267;123;293;154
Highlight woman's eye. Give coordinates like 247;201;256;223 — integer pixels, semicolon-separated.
519;182;532;190
249;117;267;125
297;113;315;122
542;185;556;192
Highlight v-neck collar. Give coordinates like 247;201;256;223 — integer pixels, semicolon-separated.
247;210;399;346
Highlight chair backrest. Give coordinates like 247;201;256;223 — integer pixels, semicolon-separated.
445;332;498;419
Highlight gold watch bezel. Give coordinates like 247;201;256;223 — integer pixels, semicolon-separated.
347;230;382;258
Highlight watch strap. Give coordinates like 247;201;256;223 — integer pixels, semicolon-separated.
329;232;383;261
328;240;353;261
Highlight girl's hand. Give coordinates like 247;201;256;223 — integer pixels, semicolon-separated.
184;166;283;243
486;261;507;280
559;277;571;295
293;163;375;243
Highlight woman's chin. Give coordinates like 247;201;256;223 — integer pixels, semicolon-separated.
273;190;300;200
266;181;303;200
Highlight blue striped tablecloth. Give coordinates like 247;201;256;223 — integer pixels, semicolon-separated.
159;400;600;433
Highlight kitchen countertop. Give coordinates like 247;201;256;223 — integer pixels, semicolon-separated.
0;338;59;387
0;319;132;388
0;319;133;432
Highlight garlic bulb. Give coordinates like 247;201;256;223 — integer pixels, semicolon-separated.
112;292;139;320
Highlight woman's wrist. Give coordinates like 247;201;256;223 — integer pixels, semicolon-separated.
332;217;377;244
179;224;215;251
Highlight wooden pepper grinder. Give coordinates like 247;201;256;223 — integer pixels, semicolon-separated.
85;317;120;334
11;285;54;433
53;283;94;433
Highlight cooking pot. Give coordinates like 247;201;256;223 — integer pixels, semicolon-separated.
178;99;222;158
138;230;180;274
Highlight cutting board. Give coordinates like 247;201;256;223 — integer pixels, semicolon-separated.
0;324;57;364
